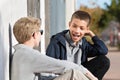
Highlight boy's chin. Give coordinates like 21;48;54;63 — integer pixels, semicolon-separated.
74;38;82;41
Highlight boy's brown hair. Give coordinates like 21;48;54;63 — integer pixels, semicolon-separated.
13;17;41;43
71;10;91;27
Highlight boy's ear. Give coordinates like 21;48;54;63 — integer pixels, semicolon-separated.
32;32;37;39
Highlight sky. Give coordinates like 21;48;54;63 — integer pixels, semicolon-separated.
76;0;111;10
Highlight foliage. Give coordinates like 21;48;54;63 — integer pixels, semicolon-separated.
99;0;120;28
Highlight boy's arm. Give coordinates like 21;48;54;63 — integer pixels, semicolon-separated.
32;50;97;80
84;30;108;56
85;30;95;37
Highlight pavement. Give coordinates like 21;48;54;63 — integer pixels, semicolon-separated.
103;46;120;80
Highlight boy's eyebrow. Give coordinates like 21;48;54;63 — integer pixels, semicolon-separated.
73;23;85;28
73;23;77;26
73;23;79;27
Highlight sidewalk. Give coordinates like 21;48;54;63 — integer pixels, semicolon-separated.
103;46;120;80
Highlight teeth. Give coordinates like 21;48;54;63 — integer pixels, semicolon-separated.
73;34;80;37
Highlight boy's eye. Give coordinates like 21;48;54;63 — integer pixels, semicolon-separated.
72;24;77;28
80;28;84;30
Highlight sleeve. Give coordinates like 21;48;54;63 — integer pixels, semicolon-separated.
86;36;108;57
31;50;88;75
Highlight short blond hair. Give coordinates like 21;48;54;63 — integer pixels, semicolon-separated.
13;17;41;43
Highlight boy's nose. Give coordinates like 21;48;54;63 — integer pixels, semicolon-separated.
75;28;82;33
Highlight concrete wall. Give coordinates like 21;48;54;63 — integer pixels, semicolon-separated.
0;0;27;80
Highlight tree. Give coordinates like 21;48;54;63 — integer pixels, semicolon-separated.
99;0;120;28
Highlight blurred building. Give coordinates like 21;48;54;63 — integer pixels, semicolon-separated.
0;0;76;80
101;21;120;46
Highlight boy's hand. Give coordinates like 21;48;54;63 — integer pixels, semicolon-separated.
84;30;95;37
